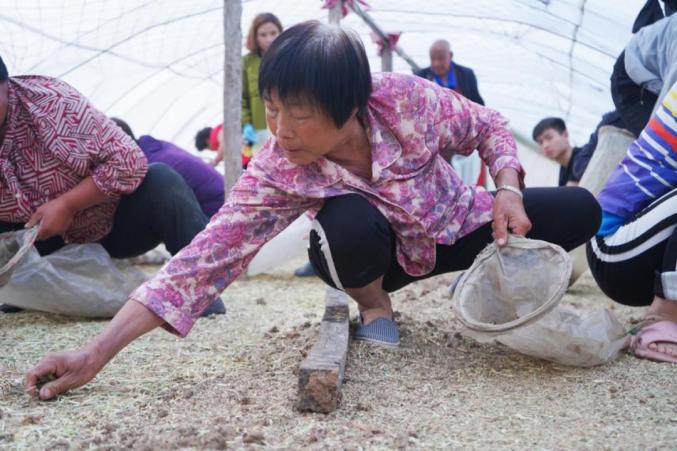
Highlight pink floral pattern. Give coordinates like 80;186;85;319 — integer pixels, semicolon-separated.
130;73;523;337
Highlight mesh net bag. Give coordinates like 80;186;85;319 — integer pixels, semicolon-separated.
452;235;571;333
452;235;628;367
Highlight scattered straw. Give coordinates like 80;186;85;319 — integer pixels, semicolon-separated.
1;258;675;448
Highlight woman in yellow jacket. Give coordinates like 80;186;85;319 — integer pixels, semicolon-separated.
242;13;283;154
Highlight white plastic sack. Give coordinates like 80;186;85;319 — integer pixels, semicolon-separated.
0;239;148;318
247;214;311;276
452;236;629;367
496;307;629;367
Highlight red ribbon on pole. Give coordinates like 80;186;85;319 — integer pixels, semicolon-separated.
321;0;371;18
370;31;401;57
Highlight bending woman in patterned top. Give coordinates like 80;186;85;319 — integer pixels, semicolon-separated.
25;21;601;400
0;55;225;316
588;80;677;363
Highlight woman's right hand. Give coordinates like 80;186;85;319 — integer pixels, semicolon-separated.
24;346;105;400
24;300;165;400
26;197;76;241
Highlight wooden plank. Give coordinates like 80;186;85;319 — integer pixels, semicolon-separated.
297;287;350;413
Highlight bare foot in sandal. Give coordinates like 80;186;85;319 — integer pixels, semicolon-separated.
631;297;677;363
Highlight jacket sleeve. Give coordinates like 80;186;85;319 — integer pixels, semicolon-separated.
128;170;320;337
598;81;677;220
431;81;523;185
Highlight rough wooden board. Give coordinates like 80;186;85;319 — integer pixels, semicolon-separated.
297;287;350;413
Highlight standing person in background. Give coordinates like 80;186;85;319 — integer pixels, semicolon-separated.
415;40;484;106
415;39;486;187
195;13;283;169
112;118;225;218
241;13;283;156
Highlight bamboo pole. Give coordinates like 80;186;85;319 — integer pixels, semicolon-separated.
382;47;393;72
329;1;342;24
223;0;243;194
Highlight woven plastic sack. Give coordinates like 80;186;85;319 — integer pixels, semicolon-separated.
0;237;148;318
452;235;628;367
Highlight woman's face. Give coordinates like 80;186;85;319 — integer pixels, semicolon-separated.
256;22;280;54
265;91;346;166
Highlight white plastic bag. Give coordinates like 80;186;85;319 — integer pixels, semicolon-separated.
452;236;629;367
247;214;311;276
496;307;629;367
0;241;148;318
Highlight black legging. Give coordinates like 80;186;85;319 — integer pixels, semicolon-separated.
587;188;677;306
308;187;601;292
0;163;208;258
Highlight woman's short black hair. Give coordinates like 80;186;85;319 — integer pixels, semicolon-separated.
259;21;372;128
195;127;212;151
532;117;567;141
0;55;8;82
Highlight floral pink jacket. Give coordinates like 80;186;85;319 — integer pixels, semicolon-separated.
130;73;523;336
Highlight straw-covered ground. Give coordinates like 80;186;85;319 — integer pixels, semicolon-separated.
1;258;676;450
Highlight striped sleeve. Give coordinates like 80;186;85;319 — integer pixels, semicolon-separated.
598;82;677;221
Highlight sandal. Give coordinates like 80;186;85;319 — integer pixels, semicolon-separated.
630;320;677;364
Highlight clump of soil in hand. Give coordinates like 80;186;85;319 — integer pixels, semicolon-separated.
35;374;57;391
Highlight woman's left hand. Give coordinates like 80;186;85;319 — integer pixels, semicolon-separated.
492;190;532;246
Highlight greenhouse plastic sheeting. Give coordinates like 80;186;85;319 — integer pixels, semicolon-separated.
0;1;645;186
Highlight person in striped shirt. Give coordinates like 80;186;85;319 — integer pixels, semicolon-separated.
587;80;677;363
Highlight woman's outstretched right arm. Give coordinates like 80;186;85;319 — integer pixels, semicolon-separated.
25;168;320;400
24;300;164;400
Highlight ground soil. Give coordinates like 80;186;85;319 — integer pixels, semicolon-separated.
1;258;676;449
